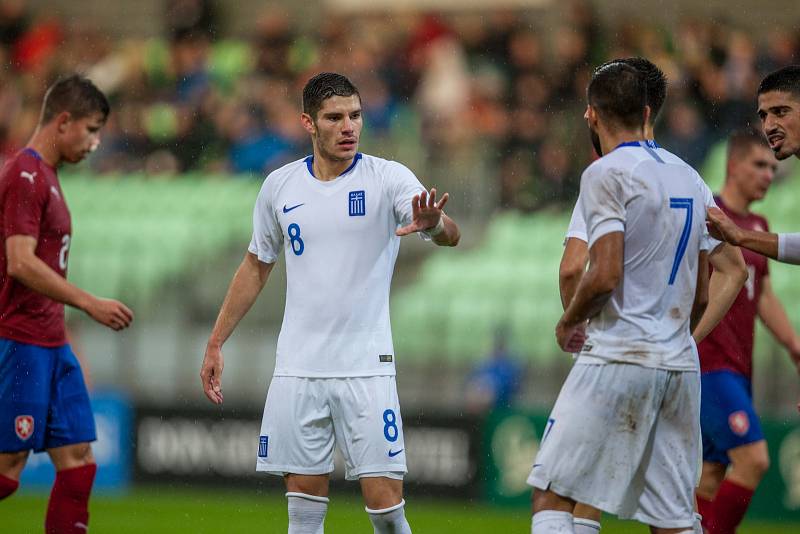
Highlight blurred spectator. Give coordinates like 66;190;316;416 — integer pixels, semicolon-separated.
465;327;523;414
0;3;790;196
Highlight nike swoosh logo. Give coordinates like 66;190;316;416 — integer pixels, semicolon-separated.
388;449;404;457
532;463;542;468
283;203;305;213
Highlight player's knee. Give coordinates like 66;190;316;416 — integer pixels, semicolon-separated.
749;451;770;477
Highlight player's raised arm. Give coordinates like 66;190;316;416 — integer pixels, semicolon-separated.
6;235;133;330
202;252;274;404
395;188;460;246
692;242;747;343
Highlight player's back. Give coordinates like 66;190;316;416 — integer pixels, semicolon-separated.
578;141;710;371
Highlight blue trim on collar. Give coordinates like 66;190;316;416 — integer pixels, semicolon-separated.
615;140;660;150
22;147;42;160
304;153;363;178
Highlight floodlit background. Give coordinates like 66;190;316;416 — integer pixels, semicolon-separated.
2;0;800;531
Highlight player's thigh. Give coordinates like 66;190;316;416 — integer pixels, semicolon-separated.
44;345;96;451
48;442;94;471
635;371;699;529
330;376;406;481
528;364;665;509
726;439;770;488
0;450;31;480
258;377;335;475
0;339;53;454
573;503;603;522
360;475;403;510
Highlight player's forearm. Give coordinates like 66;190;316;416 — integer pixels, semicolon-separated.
736;229;779;260
207;253;273;348
561;269;615;326
431;215;460;246
692;244;747;343
8;255;94;311
758;291;799;350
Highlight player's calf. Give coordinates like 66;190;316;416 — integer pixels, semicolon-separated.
45;463;96;534
0;472;19;499
0;450;29;499
287;492;328;534
366;500;412;534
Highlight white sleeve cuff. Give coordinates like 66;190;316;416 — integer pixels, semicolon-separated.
778;233;800;264
588;220;624;248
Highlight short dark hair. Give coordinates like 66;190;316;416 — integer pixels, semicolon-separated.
302;72;360;120
40;74;110;125
588;62;647;130
594;58;667;123
727;127;771;160
758;65;800;98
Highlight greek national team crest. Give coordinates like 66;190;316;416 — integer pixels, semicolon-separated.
258;435;269;458
349;190;366;216
15;415;34;441
729;410;750;436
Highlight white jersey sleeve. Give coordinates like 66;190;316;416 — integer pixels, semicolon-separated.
565;199;588;244
579;164;628;248
696;176;721;253
248;176;284;264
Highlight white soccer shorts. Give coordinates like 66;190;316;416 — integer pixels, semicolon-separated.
527;362;700;529
256;375;407;480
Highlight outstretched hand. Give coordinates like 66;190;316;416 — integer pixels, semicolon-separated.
707;207;743;245
396;188;449;236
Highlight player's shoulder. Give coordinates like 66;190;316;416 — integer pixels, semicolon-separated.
358;153;412;177
583;150;636;181
259;156;308;193
0;150;50;193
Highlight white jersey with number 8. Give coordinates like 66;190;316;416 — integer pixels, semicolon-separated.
248;153;428;378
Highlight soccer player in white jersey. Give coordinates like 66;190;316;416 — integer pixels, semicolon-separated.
200;72;460;534
528;62;714;534
559;57;747;534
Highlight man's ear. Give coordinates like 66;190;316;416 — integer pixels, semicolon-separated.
300;113;316;136
54;111;72;133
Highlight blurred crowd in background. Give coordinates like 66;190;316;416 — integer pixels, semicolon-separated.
0;0;798;211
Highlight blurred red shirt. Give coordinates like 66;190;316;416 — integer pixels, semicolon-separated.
698;197;769;379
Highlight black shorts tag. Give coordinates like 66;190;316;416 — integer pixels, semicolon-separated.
379;354;393;363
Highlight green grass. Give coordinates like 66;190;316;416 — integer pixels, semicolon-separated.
0;486;796;533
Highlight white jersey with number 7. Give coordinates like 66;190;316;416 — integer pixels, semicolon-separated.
575;141;716;371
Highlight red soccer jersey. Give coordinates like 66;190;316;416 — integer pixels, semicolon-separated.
0;148;70;346
698;197;769;379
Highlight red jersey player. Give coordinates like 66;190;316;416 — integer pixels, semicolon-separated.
696;128;800;534
0;75;133;533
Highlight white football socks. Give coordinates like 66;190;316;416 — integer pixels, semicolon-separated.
573;517;601;534
366;499;412;534
532;511;574;533
287;492;328;534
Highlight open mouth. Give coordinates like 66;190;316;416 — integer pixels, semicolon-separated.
338;139;357;149
768;134;784;149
